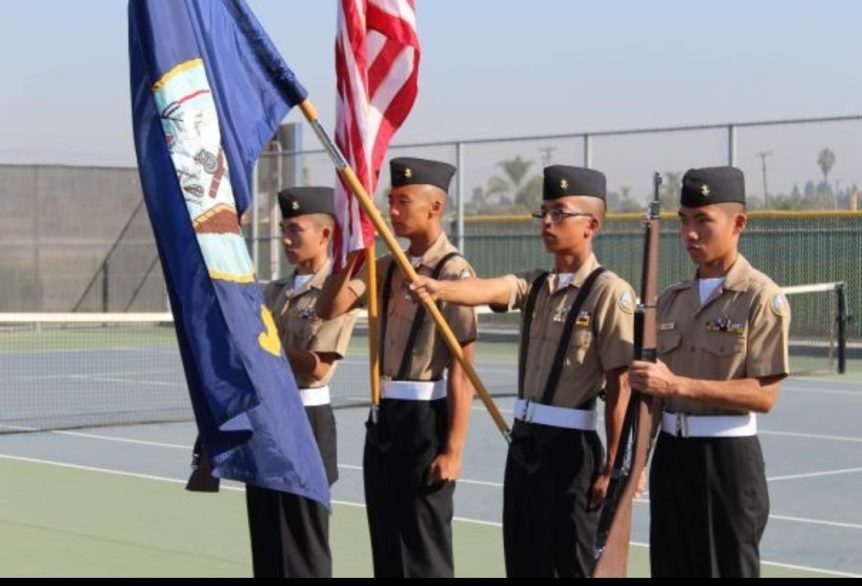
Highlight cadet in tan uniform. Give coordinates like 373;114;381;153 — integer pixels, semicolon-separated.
246;186;358;578
318;157;476;578
412;165;636;577
629;167;790;578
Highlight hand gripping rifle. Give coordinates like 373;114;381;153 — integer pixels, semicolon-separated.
592;172;662;577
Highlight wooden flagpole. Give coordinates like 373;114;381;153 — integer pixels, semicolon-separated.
299;99;511;441
366;243;382;412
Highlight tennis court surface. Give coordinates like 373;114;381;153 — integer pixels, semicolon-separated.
1;310;859;577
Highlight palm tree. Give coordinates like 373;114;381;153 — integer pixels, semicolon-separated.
486;156;543;211
817;148;837;209
817;148;836;184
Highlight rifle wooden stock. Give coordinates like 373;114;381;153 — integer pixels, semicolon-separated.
298;99;512;441
592;173;662;577
592;392;654;576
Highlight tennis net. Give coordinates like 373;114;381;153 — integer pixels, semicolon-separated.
0;282;847;433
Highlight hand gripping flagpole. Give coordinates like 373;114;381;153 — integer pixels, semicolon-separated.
299;99;512;442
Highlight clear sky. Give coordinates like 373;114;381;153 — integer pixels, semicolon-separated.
0;0;859;177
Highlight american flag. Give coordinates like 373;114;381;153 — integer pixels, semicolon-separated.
334;0;420;269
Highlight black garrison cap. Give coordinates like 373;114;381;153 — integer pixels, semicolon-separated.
543;165;606;201
681;167;746;207
277;186;336;219
390;157;456;192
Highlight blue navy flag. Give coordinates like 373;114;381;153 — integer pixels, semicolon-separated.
128;0;329;507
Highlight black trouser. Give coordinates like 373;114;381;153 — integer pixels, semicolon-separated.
650;432;770;578
245;404;337;578
503;420;604;578
363;397;455;578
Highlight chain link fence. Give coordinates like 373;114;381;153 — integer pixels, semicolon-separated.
2;115;859;339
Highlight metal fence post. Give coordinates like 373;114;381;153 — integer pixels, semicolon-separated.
456;141;465;254
583;134;592;169
270;142;282;281
33;166;42;311
252;159;260;273
727;124;737;167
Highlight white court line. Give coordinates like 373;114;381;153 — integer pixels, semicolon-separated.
769;514;862;531
0;453;857;578
49;430;192;450
21;428;862;486
761;430;862;443
0;346;180;356
338;464;862;531
338;463;504;488
630;497;862;531
780;387;862;398
82;376;186;388
767;466;862;483
3;432;512;492
11;369;177;382
12;430;862;533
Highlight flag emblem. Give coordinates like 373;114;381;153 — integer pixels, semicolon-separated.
153;59;252;284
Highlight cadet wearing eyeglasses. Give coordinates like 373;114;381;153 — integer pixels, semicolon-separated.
410;165;636;577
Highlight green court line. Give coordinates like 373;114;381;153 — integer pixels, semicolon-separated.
0;456;851;578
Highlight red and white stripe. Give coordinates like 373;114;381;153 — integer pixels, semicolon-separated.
334;0;420;269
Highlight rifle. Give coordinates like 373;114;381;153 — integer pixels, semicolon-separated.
592;172;662;577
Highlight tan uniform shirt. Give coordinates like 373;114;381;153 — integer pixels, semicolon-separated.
348;233;477;381
264;261;358;389
500;253;636;409
657;254;791;415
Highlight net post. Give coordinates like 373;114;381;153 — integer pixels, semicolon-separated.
101;263;109;313
836;282;848;375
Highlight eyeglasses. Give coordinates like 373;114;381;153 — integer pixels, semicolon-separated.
531;209;594;225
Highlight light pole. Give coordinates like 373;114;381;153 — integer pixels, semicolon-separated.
834;178;845;209
756;151;772;209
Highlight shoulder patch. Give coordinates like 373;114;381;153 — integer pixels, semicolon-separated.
618;290;636;314
443;257;473;280
770;293;789;318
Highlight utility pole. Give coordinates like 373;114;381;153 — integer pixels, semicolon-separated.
756;151;772;209
540;146;557;167
835;178;845;209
